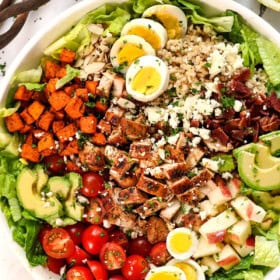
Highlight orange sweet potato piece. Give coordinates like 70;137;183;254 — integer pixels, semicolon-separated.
33;129;47;140
38;133;55;152
97;119;112;135
49;91;71;111
45;78;58;95
64;97;85;119
5;113;24;132
60;139;79;156
21;143;40;163
64;84;78;96
20;109;35;125
60;48;76;64
95;99;108;114
38;111;55;131
76;88;89;101
52;120;65;134
56;123;77;142
80;115;97;134
14;85;33;101
66;160;82;173
92;132;106;146
25;133;34;145
20;124;32;134
56;67;66;79
45;60;61;80
41;148;57;157
85;80;98;94
27;101;45;120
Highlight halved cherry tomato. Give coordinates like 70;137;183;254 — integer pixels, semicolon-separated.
109;230;129;251
87;260;108;280
65;223;86;245
42;228;75;259
109;276;126;280
82;225;108;255
100;242;126;271
149;242;171;266
86;197;105;224
43;155;66;175
81;172;105;197
38;225;52;245
121;255;149;280
66;266;93;280
47;256;66;274
66;245;91;266
128;237;152;257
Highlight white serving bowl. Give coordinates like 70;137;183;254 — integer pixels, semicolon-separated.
0;0;280;279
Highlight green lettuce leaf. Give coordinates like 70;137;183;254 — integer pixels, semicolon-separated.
0;102;20;118
56;64;80;89
244;270;263;280
253;236;280;268
19;83;45;91
257;36;280;86
13;66;43;84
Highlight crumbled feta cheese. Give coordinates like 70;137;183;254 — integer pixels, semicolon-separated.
103;219;111;228
55;218;64;227
167;133;180;145
46;192;53;198
158;148;166;160
192;136;201;147
77;195;89;205
222;172;233;180
233;100;243;112
201;158;219;172
214;108;222;117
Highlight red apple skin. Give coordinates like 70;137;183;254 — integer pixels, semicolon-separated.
246;203;253;219
207;230;226;243
227;232;241;245
218;255;240;267
219;184;232;198
246;236;255;247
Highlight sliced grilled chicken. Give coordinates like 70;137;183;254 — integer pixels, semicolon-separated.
129;140;152;160
185;147;205;169
135;198;168;219
176;187;205;204
147;216;169;244
120;118;148;141
107;126;128;146
182;212;205;232
110;153;138;177
112;75;125;98
204;138;233;152
160;199;181;221
105;106;125;126
169;176;192;194
96;72;114;98
118;187;148;205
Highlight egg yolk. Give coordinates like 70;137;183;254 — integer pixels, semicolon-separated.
131;66;161;95
155;11;182;39
173;263;197;280
148;271;182;280
117;43;146;66
126;26;161;50
169;232;192;253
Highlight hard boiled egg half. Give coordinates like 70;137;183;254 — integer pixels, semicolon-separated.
167;259;206;280
145;266;186;280
143;4;188;39
121;18;168;50
110;35;155;73
166;227;198;260
126;55;169;102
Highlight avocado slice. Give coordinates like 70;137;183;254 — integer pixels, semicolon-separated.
16;168;63;221
64;172;84;221
252;191;280;212
47;176;71;200
35;165;48;193
259;130;280;156
237;151;280;191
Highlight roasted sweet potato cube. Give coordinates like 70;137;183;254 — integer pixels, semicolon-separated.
45;78;58;95
64;97;85;119
49;91;71;111
38;133;55;152
75;88;89;101
20;124;32;134
5;113;24;132
38;111;55;131
85;80;98;94
56;123;77;142
27;101;45;120
14;85;33;101
44;60;61;80
20;109;35;125
80;115;97;134
92;132;106;146
60;48;76;64
52;120;65;134
21;143;40;163
60;139;79;156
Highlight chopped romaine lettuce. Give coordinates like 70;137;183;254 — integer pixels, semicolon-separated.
257;36;280;86
244;270;263;280
253;236;280;268
13;66;43;84
19;82;45;91
56;64;80;89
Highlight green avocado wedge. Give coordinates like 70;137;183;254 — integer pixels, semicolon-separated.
259;130;280;156
252;191;280;212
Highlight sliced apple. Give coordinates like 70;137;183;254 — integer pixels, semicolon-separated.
199;200;220;217
227;220;251;245
201;256;221;276
231;196;266;223
199;208;238;243
227;178;241;198
193;236;223;259
214;244;241;270
232;236;255;257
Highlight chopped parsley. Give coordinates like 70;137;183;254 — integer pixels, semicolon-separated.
221;95;235;109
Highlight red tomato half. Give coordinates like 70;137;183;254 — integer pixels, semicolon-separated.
82;225;108;255
81;172;105;197
86;197;105;224
109;276;126;280
121;255;149;280
66;266;93;280
47;256;66;275
128;237;152;257
87;260;108;280
42;228;75;259
109;230;129;251
43;155;66;175
100;242;126;271
149;242;171;266
65;223;86;245
67;245;91;266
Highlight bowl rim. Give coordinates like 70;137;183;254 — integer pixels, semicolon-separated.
1;0;280;279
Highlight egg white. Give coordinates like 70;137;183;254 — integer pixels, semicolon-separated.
166;227;198;260
145;266;187;280
142;4;188;38
110;35;155;73
167;259;206;280
125;55;169;102
121;18;168;50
